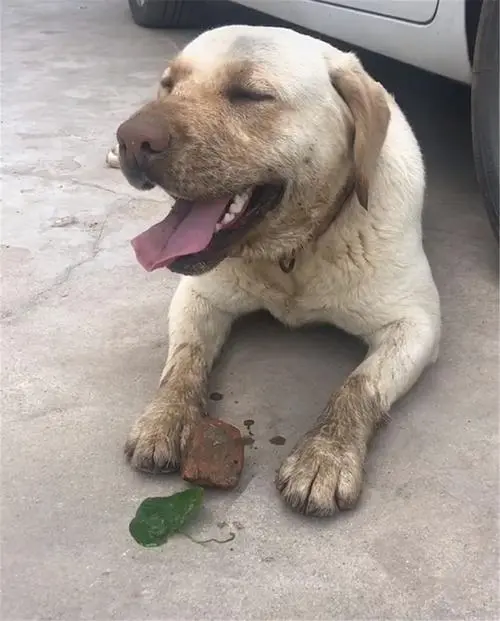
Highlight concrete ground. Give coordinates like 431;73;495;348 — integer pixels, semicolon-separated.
2;1;498;619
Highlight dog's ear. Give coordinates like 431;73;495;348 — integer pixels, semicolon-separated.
328;52;390;209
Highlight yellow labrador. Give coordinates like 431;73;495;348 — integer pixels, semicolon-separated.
109;25;440;516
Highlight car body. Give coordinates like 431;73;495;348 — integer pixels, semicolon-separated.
232;0;477;84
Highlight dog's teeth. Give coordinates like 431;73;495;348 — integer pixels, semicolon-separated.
238;190;251;202
229;201;243;214
229;190;251;214
217;189;252;228
222;212;235;225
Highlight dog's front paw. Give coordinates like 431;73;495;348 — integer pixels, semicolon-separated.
106;144;120;169
276;433;364;516
124;403;201;474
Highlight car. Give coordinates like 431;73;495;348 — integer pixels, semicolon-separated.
127;0;498;239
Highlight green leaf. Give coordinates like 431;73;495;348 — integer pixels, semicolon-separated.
129;487;204;547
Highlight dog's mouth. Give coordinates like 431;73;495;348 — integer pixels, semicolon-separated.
131;183;284;276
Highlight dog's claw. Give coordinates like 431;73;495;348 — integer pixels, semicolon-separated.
276;435;364;517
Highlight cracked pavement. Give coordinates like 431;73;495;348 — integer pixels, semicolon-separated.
2;1;498;619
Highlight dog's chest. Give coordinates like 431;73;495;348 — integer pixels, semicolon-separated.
237;254;366;332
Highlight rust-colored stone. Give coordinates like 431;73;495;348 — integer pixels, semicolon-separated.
181;418;244;489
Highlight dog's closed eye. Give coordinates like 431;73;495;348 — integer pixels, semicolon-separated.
227;86;275;104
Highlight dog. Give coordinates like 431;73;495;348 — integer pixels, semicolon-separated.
109;25;440;517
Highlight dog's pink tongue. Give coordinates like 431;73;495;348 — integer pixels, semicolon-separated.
131;198;230;271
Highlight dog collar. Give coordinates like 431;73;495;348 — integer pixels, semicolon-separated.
279;254;296;273
277;175;355;274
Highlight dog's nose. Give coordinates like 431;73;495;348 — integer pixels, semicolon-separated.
116;111;170;168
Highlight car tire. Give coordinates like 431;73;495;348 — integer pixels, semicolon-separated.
471;0;499;239
127;0;239;29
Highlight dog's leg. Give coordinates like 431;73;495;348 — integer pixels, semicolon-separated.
125;277;255;472
276;314;440;516
106;144;120;169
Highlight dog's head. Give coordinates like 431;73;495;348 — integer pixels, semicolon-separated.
118;26;390;275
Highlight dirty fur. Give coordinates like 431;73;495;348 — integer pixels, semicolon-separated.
113;26;441;516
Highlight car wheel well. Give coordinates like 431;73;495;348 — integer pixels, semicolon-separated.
466;0;483;65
